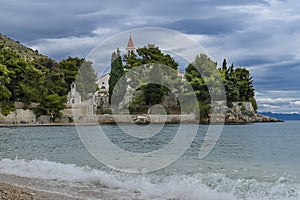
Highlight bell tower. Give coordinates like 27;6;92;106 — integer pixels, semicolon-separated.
126;33;135;54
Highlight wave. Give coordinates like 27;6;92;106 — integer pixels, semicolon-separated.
0;158;299;200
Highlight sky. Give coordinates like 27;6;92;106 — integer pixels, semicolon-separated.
0;0;299;114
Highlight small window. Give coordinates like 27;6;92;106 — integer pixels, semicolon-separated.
101;86;106;89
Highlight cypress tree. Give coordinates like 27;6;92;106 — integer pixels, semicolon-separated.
222;59;227;71
108;48;126;107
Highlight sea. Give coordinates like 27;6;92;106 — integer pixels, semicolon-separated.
0;121;299;200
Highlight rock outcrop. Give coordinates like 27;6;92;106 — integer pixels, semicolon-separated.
224;102;283;123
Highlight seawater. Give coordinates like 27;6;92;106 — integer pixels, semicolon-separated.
0;121;299;199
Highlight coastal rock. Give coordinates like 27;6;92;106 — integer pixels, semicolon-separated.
132;115;151;124
224;102;283;123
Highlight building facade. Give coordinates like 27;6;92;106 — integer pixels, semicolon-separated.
67;82;81;104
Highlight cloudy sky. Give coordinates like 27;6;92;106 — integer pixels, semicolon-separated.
1;0;299;113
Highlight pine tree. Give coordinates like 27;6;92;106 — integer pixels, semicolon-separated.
225;63;239;106
123;44;179;114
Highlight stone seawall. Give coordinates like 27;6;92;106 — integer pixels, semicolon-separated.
0;101;283;125
0;109;36;124
57;114;198;124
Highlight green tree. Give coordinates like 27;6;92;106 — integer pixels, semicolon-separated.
0;44;87;119
222;59;227;71
0;64;11;100
185;54;216;103
19;64;47;104
0;64;13;115
235;68;255;101
59;57;97;100
0;48;27;102
185;54;226;120
142;64;165;105
59;57;82;88
44;70;68;96
109;48;126;106
220;62;239;107
123;44;179;113
76;59;97;100
34;93;67;120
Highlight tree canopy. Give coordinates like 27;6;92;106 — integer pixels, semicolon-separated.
0;44;97;118
185;56;257;118
123;44;180;114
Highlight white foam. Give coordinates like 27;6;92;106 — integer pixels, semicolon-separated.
0;159;299;200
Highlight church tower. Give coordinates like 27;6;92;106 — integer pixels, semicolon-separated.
126;33;135;54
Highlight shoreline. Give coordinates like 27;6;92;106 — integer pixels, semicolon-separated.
0;120;284;127
0;182;77;200
0;113;284;127
0;122;98;127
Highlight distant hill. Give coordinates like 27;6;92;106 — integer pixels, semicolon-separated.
259;112;300;120
0;33;48;61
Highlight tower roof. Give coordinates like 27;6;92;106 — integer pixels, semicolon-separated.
127;34;135;48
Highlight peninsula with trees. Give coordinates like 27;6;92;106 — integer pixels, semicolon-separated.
0;33;281;124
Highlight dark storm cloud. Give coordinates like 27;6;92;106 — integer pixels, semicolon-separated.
253;62;300;91
165;18;246;35
0;0;267;42
0;0;126;41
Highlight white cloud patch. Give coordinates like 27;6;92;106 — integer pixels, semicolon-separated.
92;28;112;36
291;101;300;106
255;90;300;113
257;97;297;104
28;36;102;61
260;104;281;109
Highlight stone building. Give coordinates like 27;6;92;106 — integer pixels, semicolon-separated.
96;73;110;91
67;82;81;104
94;73;110;112
63;82;94;117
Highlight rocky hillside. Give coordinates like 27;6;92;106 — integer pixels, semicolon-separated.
0;33;48;61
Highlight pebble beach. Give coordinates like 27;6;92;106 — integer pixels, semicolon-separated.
0;182;78;200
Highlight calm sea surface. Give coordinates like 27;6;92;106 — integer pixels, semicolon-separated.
0;121;299;199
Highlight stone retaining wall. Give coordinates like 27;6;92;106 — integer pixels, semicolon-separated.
0;109;36;124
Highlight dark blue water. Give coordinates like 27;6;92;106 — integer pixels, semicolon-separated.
0;121;299;199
